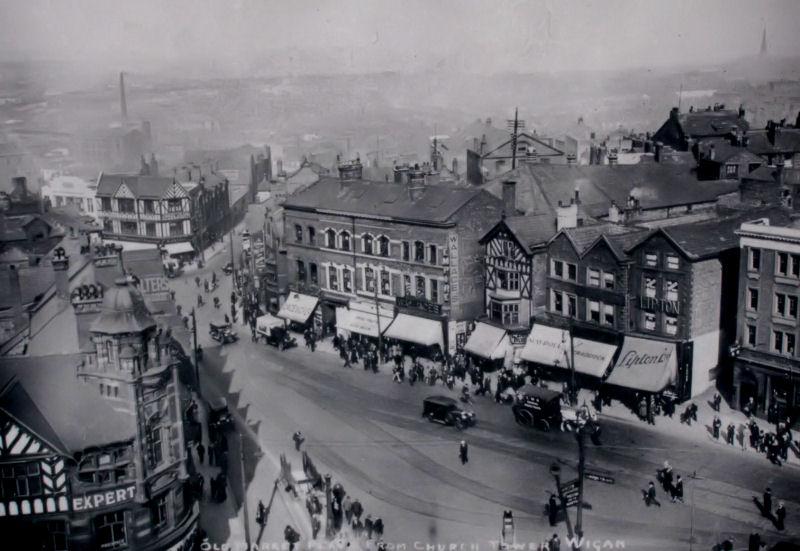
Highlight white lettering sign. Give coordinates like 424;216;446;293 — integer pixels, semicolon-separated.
72;484;136;511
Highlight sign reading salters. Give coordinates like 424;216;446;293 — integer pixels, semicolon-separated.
72;484;136;511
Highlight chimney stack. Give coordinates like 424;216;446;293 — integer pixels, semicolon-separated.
574;187;581;205
149;154;159;176
654;141;663;163
452;157;458;176
119;72;128;121
502;180;517;216
51;246;70;299
608;201;622;223
556;201;579;231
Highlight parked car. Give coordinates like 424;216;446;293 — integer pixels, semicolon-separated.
422;395;476;430
222;262;234;275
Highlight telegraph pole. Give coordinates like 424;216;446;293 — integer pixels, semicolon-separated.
507;108;526;170
549;464;575;542
575;427;586;545
229;228;237;289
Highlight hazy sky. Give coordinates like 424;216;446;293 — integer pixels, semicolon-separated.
1;0;799;75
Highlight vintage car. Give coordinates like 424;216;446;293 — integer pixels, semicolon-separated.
208;397;234;433
422;395;476;430
511;384;564;432
222;262;234;275
256;315;297;350
209;322;238;344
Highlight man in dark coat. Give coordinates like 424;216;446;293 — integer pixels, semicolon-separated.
712;416;722;439
776;501;787;530
459;440;469;464
748;532;763;551
763;488;773;518
548;494;558;526
196;442;205;464
643;481;660;507
671;475;684;503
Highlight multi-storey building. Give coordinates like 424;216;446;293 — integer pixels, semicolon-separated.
282;162;503;355
0;275;198;550
95;170;230;261
733;218;800;422
520;223;647;384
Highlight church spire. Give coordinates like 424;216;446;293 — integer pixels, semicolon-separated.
760;26;768;57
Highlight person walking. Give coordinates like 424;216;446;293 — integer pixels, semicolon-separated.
256;499;267;527
660;461;673;494
712;392;721;412
776;502;787;530
548;533;560;551
712;415;722;439
373;517;384;538
351;499;363;521
727;422;736;446
196;442;205;464
762;488;773;518
548;494;558;526
365;514;374;539
671;475;684;503
643;481;661;507
293;431;304;451
459;440;469;465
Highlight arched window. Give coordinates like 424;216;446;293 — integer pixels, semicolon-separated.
340;231;351;251
363;234;373;254
378;236;390;257
325;229;336;248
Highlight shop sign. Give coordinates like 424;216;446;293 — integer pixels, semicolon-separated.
448;232;460;304
585;471;615;485
616;348;673;370
638;296;680;315
508;332;528;346
396;296;442;315
72;484;136;511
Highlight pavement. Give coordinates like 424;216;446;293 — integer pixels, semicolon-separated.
170;230;800;551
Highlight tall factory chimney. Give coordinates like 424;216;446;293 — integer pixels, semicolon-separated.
119;72;128;121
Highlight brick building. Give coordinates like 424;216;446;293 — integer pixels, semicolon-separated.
282;162;503;355
733;218;800;423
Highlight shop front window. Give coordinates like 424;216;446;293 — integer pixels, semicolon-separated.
94;511;127;549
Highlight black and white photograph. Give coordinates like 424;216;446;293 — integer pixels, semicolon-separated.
1;1;799;549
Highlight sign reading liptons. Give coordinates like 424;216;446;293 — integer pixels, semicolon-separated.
72;484;136;511
616;348;673;370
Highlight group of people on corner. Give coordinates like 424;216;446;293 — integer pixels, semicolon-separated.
758;487;788;532
333;334;387;372
710;392;795;466
186;398;231;506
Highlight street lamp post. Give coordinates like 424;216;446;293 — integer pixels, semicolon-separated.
549;464;575;543
191;307;199;387
575;426;586;545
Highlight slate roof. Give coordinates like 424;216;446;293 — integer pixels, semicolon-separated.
746;129;800;155
627;207;794;260
485;163;738;218
0;356;137;455
562;223;648;259
501;214;559;252
284;177;497;225
743;166;800;185
698;139;764;164
679;110;749;137
96;174;178;199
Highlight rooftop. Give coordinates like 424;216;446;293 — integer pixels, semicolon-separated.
0;355;137;455
485;162;739;218
96;174;179;199
628;206;793;260
679;109;749;137
284;176;494;224
89;278;156;335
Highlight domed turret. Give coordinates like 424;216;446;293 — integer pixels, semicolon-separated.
89;277;156;335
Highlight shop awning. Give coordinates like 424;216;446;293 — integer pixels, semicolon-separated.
277;293;318;324
163;241;195;256
256;314;283;334
521;324;617;378
464;322;508;360
336;304;394;338
605;336;676;392
383;313;444;349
